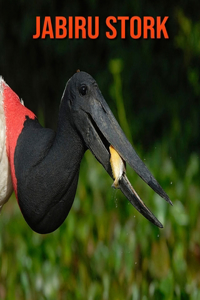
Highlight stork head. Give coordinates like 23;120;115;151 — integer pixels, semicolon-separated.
62;71;172;228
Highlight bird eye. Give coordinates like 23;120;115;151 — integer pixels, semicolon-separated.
79;85;87;96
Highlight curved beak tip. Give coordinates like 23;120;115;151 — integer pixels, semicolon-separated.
157;222;164;229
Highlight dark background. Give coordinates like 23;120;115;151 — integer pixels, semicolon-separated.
0;1;200;299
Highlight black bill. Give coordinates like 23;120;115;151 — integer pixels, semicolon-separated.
72;71;172;228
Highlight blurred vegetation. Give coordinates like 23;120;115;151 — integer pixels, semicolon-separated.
0;1;200;299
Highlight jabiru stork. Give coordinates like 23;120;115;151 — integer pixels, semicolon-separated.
0;71;172;234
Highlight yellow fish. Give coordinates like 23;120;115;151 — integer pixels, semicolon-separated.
109;145;126;188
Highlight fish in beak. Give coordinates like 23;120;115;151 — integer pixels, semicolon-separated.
68;71;172;228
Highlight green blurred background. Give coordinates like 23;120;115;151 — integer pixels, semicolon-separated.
0;1;200;299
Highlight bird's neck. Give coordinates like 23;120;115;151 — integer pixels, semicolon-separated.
1;79;86;233
2;79;86;198
53;102;86;178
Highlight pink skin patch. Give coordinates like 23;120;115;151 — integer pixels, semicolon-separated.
2;81;36;199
